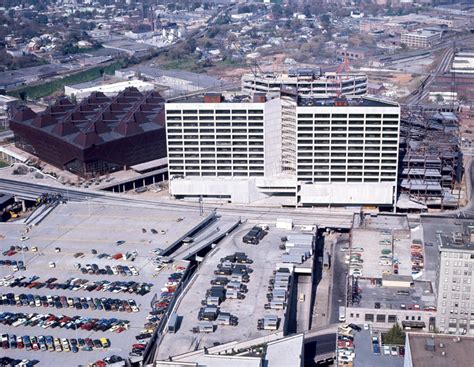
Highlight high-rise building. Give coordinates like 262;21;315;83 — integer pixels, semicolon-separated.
295;97;400;206
436;226;474;335
166;93;400;207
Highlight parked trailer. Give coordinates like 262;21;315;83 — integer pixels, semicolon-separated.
286;233;314;242
282;253;304;264
263;315;280;330
270;301;286;310
168;312;178;334
197;321;214;333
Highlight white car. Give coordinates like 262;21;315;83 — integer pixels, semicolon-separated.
350;269;363;277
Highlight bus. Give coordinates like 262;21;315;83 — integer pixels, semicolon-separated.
339;306;346;322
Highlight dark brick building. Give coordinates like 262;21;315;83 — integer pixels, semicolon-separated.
10;87;167;177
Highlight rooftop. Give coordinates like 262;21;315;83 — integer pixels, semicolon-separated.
407;333;474;367
297;96;398;108
351;278;436;311
10;87;165;149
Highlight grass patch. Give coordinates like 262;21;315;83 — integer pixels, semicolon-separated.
8;59;128;100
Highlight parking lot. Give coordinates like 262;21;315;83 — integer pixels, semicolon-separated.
0;202;209;366
156;224;296;359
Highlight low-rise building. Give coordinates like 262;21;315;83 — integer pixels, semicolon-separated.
404;332;474;367
401;30;442;48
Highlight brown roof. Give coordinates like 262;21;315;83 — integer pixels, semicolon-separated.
13;106;37;122
407;333;474;367
73;130;103;148
51;121;78;136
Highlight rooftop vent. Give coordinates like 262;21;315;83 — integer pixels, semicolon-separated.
425;338;436;352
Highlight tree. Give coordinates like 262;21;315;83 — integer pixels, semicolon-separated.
383;324;405;345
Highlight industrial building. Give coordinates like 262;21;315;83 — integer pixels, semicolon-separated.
241;68;368;99
166;93;400;207
9;87;167;178
401;29;442;48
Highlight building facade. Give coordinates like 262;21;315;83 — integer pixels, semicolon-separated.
10;88;167;178
436;228;474;335
401;30;442;48
295;98;400;206
166;94;400;207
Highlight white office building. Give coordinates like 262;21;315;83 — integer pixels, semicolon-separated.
166;93;400;207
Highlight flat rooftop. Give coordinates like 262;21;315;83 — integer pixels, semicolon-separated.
0;201;212;366
407;333;474;367
156;225;312;360
352;278;436;311
297;96;398;108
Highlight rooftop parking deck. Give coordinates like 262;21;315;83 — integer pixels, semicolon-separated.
352;278;436;311
0;202;214;366
156;225;310;360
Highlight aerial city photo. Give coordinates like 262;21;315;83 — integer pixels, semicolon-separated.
0;0;474;366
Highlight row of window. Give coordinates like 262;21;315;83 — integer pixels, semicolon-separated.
298;140;397;145
170;166;264;171
167;109;263;114
299;178;395;183
169;141;264;146
170;171;265;177
168;122;264;127
298;113;399;119
169;148;264;153
168;116;263;121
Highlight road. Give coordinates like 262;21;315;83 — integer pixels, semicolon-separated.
0;178;354;228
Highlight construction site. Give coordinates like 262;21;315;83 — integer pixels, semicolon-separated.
397;109;463;211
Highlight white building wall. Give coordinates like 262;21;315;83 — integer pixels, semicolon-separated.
264;97;282;176
295;102;400;206
299;182;395;205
